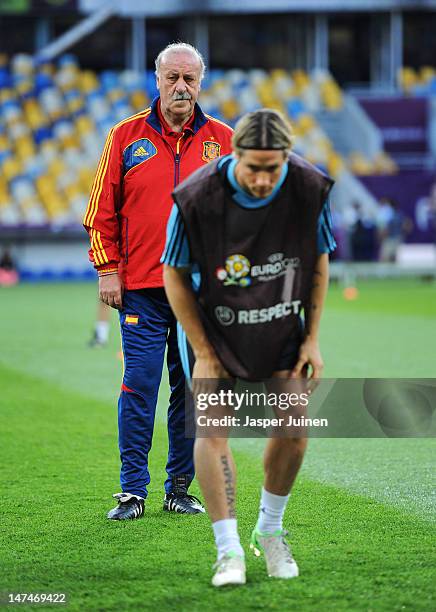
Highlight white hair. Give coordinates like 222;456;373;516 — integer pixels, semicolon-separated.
155;42;206;81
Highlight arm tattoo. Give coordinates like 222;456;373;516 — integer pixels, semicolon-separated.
220;455;236;518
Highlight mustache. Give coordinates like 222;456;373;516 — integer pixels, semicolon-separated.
172;92;192;101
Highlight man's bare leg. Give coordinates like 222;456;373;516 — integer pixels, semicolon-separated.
194;437;237;522
264;368;307;496
251;370;306;578
263;436;307;496
195;436;245;586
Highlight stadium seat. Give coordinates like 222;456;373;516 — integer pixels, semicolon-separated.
349;152;374;176
0;54;396;227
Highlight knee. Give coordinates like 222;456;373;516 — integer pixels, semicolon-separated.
123;364;155;396
276;436;307;456
289;436;307;450
195;436;229;455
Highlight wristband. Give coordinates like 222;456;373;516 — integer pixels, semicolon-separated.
98;268;118;277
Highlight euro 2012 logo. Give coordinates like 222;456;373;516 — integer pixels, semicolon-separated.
216;254;252;287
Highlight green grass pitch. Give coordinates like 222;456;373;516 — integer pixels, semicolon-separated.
0;279;435;611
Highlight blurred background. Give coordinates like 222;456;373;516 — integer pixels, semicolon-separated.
0;0;435;288
1;7;435;606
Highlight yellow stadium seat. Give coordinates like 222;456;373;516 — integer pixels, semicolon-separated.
57;68;79;93
419;66;436;84
42;194;68;219
317;136;333;154
256;79;285;111
15;137;36;160
398;67;418;93
0;192;10;208
131;91;149;111
0;135;9;151
270;69;288;81
327;151;344;178
0;88;15;103
2;157;22;181
60;134;80;149
75;115;94;135
220;99;240;121
258;93;282;108
40;140;58;160
258;77;284;107
78;70;100;94
297;114;316;135
0;177;10;206
67;97;84;114
40;63;55;76
318;77;343;110
291;70;310;94
15;80;33;97
268;101;286;114
26;110;47;130
349;152;373;175
78;167;95;192
36;175;57;197
23;98;39;114
64;182;82;203
373;152;398;175
107;89;124;103
48;158;66;177
48;108;64;122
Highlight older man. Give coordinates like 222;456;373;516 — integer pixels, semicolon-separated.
83;43;233;519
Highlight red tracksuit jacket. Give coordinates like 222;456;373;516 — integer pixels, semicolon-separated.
83;97;233;289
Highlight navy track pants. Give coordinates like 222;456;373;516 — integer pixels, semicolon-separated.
118;288;194;498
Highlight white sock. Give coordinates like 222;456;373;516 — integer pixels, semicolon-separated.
212;519;244;560
256;487;290;534
96;321;109;342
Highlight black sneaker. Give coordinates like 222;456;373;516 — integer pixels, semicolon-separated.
163;475;205;514
107;493;144;520
163;492;205;514
88;331;107;348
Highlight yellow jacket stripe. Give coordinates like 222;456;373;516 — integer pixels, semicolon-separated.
88;109;152;228
91;229;104;265
84;108;151;227
91;229;109;265
95;229;109;264
83;128;114;227
87;128;115;228
90;229;101;265
84;108;151;229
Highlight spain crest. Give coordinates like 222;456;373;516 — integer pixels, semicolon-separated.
202;141;221;162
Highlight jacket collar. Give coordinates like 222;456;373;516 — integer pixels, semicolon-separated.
146;96;208;135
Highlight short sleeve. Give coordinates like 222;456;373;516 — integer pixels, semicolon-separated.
161;204;192;267
317;198;337;254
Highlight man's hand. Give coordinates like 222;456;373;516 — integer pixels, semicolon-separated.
193;354;230;380
192;353;231;397
291;336;324;380
99;273;123;310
